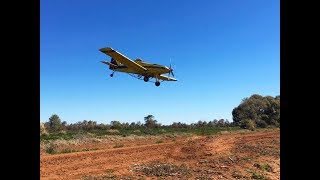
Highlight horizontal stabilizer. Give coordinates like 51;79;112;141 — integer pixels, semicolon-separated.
100;61;117;68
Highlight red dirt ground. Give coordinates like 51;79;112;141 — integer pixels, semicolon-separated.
40;129;280;179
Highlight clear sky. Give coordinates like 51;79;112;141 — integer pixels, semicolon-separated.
40;0;279;125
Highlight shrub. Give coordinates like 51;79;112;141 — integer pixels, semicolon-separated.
46;143;57;154
40;122;48;135
256;120;268;128
240;119;256;131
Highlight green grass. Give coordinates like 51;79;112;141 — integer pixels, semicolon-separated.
45;145;100;154
60;149;77;154
155;140;164;143
40;127;242;142
251;171;269;180
260;164;273;172
248;169;269;180
254;163;273;172
40;132;76;141
60;147;100;154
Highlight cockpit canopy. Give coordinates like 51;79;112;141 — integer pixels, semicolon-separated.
135;58;143;62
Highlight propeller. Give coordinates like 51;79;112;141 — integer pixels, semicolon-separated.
168;58;175;77
169;64;175;77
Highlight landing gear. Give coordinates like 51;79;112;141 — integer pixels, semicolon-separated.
110;72;114;77
144;76;149;82
155;81;160;86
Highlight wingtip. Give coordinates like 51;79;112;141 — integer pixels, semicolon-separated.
99;47;113;52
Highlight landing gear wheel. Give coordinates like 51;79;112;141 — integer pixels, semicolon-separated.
155;81;160;86
144;76;149;82
110;73;114;77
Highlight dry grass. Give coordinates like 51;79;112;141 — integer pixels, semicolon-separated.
113;144;124;148
40;122;48;135
107;129;120;133
254;163;274;172
132;161;191;177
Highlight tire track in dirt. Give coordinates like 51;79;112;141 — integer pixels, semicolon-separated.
41;141;187;179
40;129;280;180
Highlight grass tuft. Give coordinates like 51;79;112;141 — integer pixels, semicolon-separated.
113;144;124;148
132;161;191;177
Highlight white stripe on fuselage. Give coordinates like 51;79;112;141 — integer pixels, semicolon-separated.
115;65;169;75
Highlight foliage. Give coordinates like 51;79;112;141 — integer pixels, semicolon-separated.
46;143;57;154
40;126;241;141
232;94;280;128
48;114;64;132
256;120;268;128
41;97;279;142
240;119;256;131
250;170;269;180
144;115;160;128
254;163;273;172
67;120;105;131
40;122;48;135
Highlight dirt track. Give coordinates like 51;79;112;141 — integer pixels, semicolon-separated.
40;129;280;179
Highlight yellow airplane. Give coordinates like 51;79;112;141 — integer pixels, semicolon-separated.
100;47;177;86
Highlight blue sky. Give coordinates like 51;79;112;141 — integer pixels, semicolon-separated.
40;0;279;125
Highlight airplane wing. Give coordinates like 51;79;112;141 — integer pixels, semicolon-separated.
158;75;177;81
99;47;147;73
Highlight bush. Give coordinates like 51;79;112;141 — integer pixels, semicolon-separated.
46;143;57;154
256;120;268;128
240;119;256;131
40;122;48;135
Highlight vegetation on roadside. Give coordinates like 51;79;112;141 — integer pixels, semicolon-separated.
232;94;280;130
41;126;242;141
249;169;269;180
113;144;124;148
40;94;279;141
132;161;191;177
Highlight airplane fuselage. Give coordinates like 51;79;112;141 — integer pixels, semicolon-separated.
112;60;170;76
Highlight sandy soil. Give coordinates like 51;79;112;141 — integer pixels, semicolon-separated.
40;129;280;179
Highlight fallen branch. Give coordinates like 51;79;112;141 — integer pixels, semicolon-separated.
228;157;235;163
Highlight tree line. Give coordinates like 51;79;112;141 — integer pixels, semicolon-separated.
41;115;234;134
41;94;280;134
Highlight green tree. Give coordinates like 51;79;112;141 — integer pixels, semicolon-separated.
110;121;122;129
232;94;280;128
48;114;63;132
144;115;158;128
217;119;225;127
264;96;280;126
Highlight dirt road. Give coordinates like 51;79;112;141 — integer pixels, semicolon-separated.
40;129;280;179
